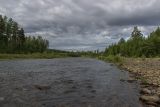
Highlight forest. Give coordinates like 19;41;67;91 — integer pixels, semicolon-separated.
0;15;49;53
0;15;160;58
104;26;160;57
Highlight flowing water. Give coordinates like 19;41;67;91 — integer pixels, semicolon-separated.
0;58;144;107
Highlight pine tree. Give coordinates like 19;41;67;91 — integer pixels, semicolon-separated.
105;26;159;57
131;26;143;39
0;14;49;53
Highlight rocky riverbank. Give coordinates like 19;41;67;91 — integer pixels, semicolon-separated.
122;58;160;106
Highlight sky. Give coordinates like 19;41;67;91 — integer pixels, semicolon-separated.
0;0;159;51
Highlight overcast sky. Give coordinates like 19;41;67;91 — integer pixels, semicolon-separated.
0;0;159;51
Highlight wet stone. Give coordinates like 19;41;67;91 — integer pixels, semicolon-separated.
127;78;136;83
63;90;75;94
120;79;126;82
87;85;93;89
66;80;74;84
90;90;96;93
0;97;4;101
34;85;51;91
71;86;77;89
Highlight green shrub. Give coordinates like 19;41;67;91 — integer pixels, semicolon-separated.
141;55;146;61
105;55;123;63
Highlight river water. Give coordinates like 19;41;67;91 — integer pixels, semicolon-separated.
0;58;144;107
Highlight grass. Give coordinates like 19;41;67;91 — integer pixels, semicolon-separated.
136;77;148;84
98;55;124;63
1;52;158;61
0;52;80;60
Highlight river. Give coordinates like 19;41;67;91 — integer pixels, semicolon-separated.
0;58;144;107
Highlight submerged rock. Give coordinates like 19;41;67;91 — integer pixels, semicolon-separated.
0;97;4;101
120;79;125;82
34;85;51;91
127;78;136;83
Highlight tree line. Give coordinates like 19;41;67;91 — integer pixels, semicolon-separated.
0;15;49;53
104;26;160;57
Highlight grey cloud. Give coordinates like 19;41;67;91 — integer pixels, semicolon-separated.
0;0;159;51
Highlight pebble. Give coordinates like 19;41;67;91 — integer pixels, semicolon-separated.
156;87;160;96
140;88;152;95
146;102;157;106
140;95;160;103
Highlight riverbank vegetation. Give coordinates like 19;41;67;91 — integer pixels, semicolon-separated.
0;53;69;60
96;26;160;65
104;26;160;58
0;15;48;54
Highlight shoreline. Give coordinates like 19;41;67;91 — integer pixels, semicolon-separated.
0;53;80;60
120;58;160;106
98;56;160;106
